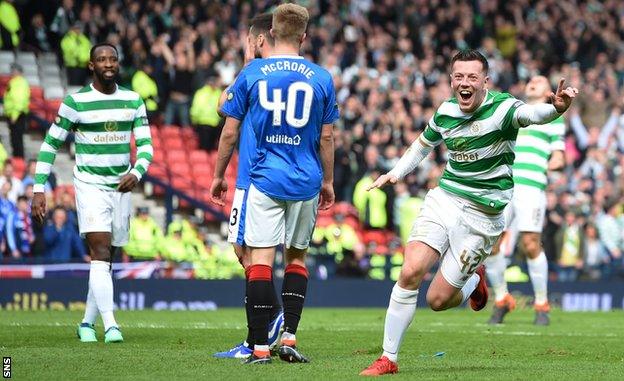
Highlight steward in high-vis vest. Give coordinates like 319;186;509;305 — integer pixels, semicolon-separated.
60;22;91;86
190;76;221;151
132;63;159;120
123;207;163;260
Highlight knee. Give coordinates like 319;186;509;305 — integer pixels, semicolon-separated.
90;246;111;261
426;293;447;312
399;262;427;289
521;235;541;258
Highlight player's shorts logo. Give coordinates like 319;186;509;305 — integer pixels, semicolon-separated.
105;120;118;132
55;116;61;125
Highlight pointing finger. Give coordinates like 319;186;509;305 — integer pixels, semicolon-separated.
556;78;565;95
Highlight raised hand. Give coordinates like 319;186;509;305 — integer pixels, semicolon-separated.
365;173;398;191
549;78;579;113
31;192;47;225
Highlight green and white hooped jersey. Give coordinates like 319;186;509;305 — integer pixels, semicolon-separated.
512;116;565;190
421;91;524;213
33;84;153;192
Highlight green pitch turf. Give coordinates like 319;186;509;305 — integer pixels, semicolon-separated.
1;308;623;380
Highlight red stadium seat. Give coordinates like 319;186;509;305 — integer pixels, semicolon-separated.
161;125;181;139
30;86;44;101
169;162;190;177
180;127;196;139
166;149;187;163
152;149;165;163
164;136;185;150
189;150;210;164
192;164;213;178
150;125;160;139
147;164;167;179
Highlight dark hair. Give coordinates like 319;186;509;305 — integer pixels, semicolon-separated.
450;49;489;73
17;195;28;203
90;43;118;61
250;13;273;43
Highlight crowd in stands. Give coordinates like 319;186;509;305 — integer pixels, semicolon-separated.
1;0;624;281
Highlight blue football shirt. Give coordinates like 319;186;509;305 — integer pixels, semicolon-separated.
221;55;339;200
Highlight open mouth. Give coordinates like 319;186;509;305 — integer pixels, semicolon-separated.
459;90;473;102
103;70;116;77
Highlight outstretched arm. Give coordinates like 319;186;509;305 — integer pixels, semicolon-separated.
367;136;434;190
515;78;579;128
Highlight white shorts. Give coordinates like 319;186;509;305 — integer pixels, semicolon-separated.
504;185;546;233
244;184;319;249
408;187;505;288
227;188;248;246
74;178;132;247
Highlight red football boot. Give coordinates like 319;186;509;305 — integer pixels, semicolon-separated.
359;356;398;376
469;265;489;311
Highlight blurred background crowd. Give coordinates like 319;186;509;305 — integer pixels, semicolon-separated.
1;0;624;281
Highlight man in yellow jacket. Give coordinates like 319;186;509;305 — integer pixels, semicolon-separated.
190;76;221;151
3;64;30;158
60;22;91;86
131;63;160;121
0;0;20;50
123;207;164;261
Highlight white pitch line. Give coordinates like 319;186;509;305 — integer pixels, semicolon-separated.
2;321;620;338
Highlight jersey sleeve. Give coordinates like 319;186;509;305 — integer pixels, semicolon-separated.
33;96;77;193
502;97;526;130
220;69;249;120
549;115;566;151
131;100;153;181
420;118;443;146
322;75;340;124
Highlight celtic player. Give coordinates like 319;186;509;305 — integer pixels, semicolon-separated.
485;76;565;326
360;50;577;376
31;43;153;343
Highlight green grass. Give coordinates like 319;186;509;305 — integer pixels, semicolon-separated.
1;308;623;380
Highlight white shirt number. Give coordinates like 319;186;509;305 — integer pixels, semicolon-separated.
258;80;313;128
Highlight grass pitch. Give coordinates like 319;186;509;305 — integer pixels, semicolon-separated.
1;308;623;380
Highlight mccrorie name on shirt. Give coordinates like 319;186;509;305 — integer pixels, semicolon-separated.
260;60;315;79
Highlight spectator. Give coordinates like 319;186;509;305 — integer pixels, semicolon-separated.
22;159;52;193
556;211;585;282
50;0;76;44
24;13;52;52
0;160;24;203
0;0;20;50
60;22;91;86
596;200;623;263
160;228;195;263
0;181;15;255
123;207;164;261
6;195;34;259
163;32;196;127
2;63;30;158
353;167;388;229
190;75;222;151
582;222;610;280
131;62;160;121
43;207;88;263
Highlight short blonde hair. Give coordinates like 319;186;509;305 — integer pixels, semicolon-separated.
272;3;309;45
